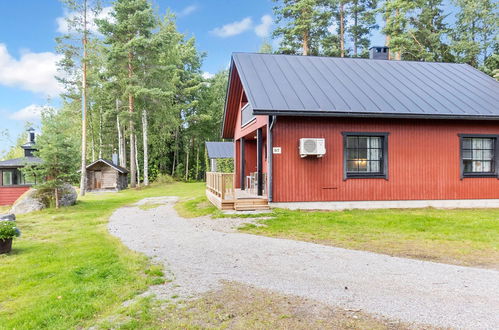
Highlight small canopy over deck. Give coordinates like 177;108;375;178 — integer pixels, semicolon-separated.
205;142;234;172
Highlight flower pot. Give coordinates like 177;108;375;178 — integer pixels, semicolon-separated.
0;238;13;254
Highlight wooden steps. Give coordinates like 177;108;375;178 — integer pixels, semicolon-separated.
206;190;269;211
234;198;270;211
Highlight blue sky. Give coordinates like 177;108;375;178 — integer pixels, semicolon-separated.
0;0;386;157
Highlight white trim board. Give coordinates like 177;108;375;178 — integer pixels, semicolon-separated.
270;199;499;211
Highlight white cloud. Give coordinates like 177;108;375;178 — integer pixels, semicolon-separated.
210;17;253;38
0;44;62;96
202;72;215;80
177;5;198;17
56;6;113;34
9;105;51;121
254;15;273;38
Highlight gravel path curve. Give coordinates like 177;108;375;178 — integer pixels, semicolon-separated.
109;197;499;329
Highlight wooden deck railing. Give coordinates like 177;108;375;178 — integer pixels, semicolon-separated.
206;172;235;201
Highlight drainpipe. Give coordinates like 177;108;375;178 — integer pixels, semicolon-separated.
267;116;276;202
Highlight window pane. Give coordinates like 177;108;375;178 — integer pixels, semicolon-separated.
346;137;357;148
357;160;368;172
370;137;381;148
358;137;368;148
462;150;472;159
483;150;493;160
482;138;493;149
463;160;473;172
346;148;358;160
481;161;492;172
2;171;13;185
368;161;380;172
358;148;368;159
347;161;358;172
462;138;471;149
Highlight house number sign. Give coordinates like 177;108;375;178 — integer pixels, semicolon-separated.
273;147;282;154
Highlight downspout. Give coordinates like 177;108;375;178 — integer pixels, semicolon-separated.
267;116;276;202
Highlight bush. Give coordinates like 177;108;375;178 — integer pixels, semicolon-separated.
154;174;175;185
0;222;21;241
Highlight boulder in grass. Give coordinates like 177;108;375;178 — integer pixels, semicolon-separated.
10;189;45;215
10;184;78;215
0;214;16;222
58;183;77;207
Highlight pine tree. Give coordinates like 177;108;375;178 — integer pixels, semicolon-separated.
97;0;157;188
451;0;498;68
349;0;378;57
25;108;79;208
273;0;331;55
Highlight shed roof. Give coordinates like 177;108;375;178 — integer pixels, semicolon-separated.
231;52;499;119
205;142;234;159
86;159;128;174
0;156;42;168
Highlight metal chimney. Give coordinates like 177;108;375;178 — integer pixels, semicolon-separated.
369;46;390;60
27;127;35;143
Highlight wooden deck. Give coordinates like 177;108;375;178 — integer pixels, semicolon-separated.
206;172;269;211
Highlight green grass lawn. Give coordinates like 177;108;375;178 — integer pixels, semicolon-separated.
0;182;205;329
239;207;499;269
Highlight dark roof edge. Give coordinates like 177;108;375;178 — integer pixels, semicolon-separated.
86;159;128;174
252;109;499;121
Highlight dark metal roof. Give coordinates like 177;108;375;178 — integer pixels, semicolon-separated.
231;52;499;119
0;156;42;168
205;142;234;159
86;159;128;174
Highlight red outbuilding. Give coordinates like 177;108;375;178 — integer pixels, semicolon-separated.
207;49;499;210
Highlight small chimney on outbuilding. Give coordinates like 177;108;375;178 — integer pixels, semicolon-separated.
369;46;389;60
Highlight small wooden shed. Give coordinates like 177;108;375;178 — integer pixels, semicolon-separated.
85;159;128;191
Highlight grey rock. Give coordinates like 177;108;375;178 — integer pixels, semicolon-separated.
10;184;78;214
58;183;77;207
0;213;16;221
10;189;44;215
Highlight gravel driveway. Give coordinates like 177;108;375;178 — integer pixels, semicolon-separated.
109;197;499;329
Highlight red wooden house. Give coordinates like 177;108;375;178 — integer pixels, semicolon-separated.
206;49;499;211
0;128;41;206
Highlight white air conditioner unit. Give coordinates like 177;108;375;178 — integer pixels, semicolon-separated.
299;138;326;158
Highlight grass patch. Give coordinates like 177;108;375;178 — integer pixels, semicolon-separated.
0;182;205;329
241;208;499;269
175;196;221;218
95;283;414;329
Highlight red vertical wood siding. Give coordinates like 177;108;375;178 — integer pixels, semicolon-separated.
0;186;30;206
272;117;499;202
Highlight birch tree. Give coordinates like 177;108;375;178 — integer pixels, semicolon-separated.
56;0;102;196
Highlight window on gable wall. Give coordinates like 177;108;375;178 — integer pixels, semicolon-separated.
461;136;497;177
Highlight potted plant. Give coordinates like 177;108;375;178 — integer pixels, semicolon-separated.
0;221;21;254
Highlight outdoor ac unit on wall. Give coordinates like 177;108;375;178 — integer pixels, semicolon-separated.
299;138;326;158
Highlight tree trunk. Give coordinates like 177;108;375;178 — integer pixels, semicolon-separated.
142;109;149;185
353;1;358;57
135;134;140;187
395;8;401;60
98;106;103;159
117;111;125;168
340;1;345;58
185;141;190;181
79;0;88;197
128;51;136;188
54;187;60;209
171;128;178;176
195;142;199;180
303;32;309;56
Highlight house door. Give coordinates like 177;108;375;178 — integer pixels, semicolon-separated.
94;171;102;189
